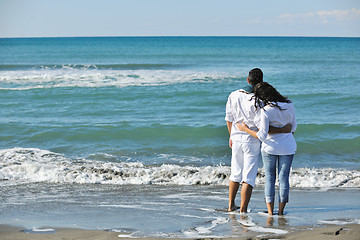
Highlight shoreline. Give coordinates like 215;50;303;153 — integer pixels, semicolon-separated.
1;185;359;238
1;223;360;240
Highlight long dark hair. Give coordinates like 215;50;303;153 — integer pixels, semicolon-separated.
252;82;291;110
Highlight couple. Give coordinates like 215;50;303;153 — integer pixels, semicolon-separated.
225;68;296;215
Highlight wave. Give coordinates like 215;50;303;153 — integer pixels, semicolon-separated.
0;68;238;90
0;63;181;71
1;148;359;188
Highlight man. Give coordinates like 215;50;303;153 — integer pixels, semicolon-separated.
225;68;289;212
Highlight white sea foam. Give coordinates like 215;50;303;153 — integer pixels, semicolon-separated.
32;227;56;233
288;168;360;188
99;204;156;211
117;234;138;238
0;69;235;90
1;148;359;188
0;148;230;186
184;217;229;237
247;226;288;234
237;215;256;227
256;167;360;189
318;219;360;225
162;193;198;199
23;227;56;233
179;214;215;219
197;208;217;213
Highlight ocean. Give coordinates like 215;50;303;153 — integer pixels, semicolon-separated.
0;37;359;238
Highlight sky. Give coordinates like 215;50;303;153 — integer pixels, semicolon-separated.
0;0;359;38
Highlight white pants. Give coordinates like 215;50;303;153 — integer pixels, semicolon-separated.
229;140;261;187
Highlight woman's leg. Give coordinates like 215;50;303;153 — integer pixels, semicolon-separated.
266;202;274;216
278;202;286;215
278;154;294;215
262;151;277;215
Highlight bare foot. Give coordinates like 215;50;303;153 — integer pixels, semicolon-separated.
228;205;239;212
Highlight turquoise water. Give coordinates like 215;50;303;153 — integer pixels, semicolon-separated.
1;37;359;169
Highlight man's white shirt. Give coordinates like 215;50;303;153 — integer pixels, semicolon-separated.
225;89;259;143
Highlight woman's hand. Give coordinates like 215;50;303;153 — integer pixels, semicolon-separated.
236;122;248;132
236;121;259;139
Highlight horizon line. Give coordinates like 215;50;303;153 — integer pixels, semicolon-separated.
1;35;359;39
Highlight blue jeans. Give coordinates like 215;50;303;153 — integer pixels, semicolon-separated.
262;151;294;203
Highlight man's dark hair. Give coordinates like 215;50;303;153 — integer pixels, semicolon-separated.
248;68;263;86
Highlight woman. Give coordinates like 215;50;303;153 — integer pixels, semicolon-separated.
236;82;296;215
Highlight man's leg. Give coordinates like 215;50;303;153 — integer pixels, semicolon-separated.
240;141;260;213
228;180;240;211
228;141;243;211
240;182;253;213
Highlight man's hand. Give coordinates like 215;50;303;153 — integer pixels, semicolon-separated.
282;123;292;133
229;138;233;149
269;123;292;134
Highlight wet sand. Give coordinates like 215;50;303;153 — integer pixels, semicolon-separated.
283;224;360;240
1;224;360;240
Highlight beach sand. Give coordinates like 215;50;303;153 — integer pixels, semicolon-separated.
282;224;360;240
1;224;360;240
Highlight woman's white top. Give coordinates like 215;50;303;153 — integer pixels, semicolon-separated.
255;101;297;155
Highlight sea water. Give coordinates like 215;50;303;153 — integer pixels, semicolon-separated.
0;37;359;238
